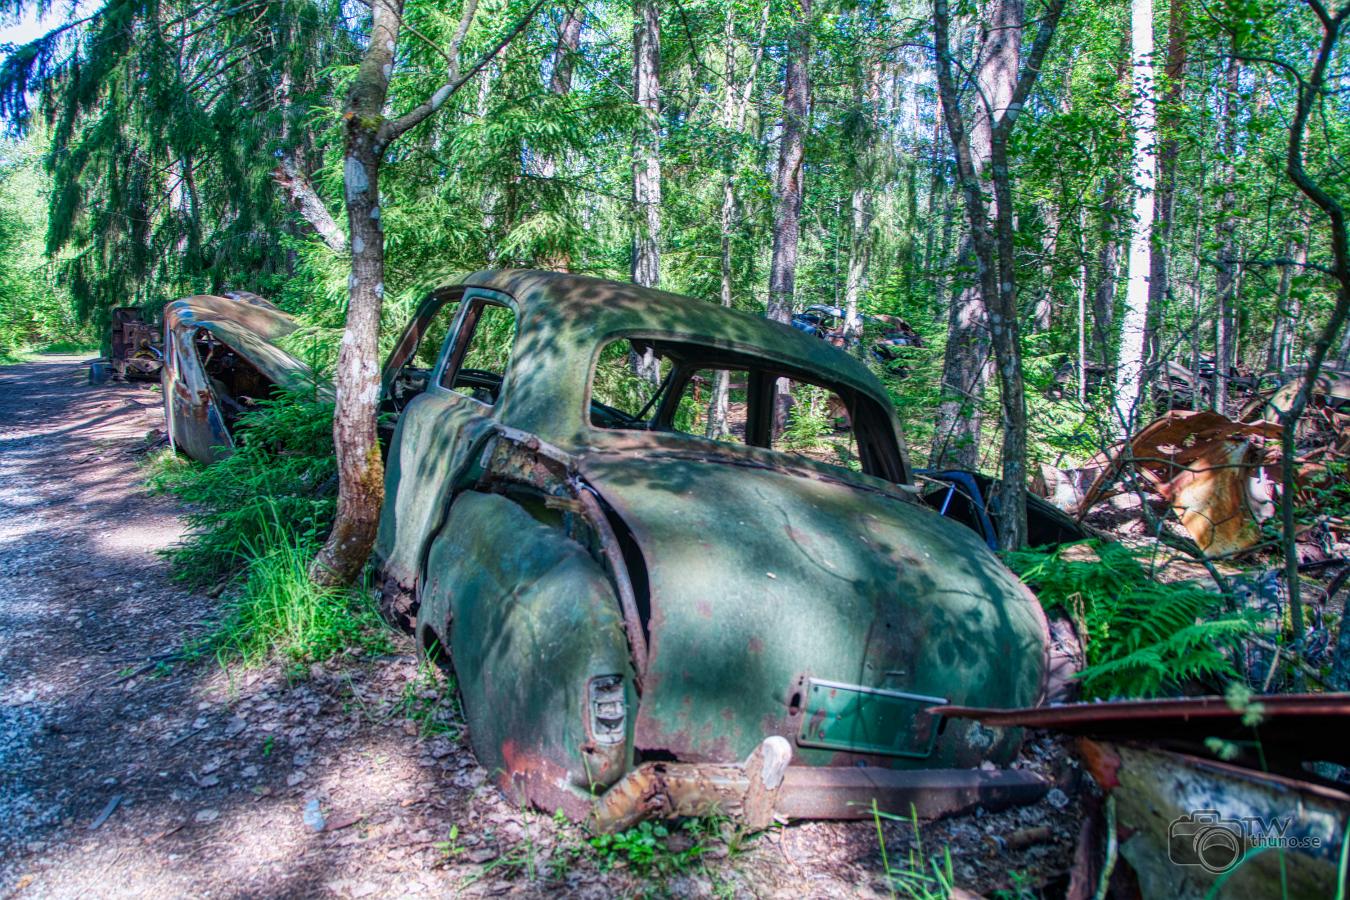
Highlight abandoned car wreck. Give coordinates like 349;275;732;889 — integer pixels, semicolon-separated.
355;269;1056;830
148;270;1350;892
161;291;317;462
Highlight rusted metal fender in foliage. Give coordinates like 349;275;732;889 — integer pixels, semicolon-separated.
939;695;1350;898
1075;410;1283;557
373;269;1053;829
161;292;316;463
1085;743;1348;899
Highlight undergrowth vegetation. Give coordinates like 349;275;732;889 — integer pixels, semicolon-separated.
1005;540;1257;699
148;384;388;666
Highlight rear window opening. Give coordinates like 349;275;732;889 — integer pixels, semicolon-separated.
192;329;280;432
588;336;905;482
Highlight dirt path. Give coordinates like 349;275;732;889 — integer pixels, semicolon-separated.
0;355;1080;898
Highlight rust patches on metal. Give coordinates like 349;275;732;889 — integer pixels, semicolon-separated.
108;307;163;381
160;292;315;463
590;736;791;833
1076;739;1121;791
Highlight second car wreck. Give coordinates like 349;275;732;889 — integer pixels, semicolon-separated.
161;291;317;462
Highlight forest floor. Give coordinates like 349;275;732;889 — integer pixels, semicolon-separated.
0;354;1084;899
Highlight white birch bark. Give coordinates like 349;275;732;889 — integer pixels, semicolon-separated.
1111;0;1157;435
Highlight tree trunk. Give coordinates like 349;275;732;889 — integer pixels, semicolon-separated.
631;0;661;290
630;0;662;382
274;155;347;255
549;11;582;97
844;60;882;338
1092;174;1123;362
931;0;1024;470
1111;0;1158;435
766;0;812;431
709;2;767;440
1144;0;1186;370
934;0;1064;547
766;0;811;326
1268;220;1307;371
310;0;404;586
312;0;539;587
535;10;582;272
923;109;950;315
1030;201;1058;333
1213;51;1240;413
1078;206;1090;402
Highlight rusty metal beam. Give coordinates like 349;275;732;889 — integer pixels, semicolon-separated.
773;766;1049;820
589;736;1049;832
936;693;1350;774
935;693;1350;729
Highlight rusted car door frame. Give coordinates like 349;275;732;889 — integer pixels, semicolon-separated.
377;287;522;596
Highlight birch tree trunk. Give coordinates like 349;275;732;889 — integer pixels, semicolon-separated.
1111;0;1158;435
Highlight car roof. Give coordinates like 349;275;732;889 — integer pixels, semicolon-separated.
449;269;891;404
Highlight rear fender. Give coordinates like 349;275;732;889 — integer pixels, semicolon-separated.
417;490;635;820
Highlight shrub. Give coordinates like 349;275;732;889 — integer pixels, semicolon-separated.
1005;540;1256;699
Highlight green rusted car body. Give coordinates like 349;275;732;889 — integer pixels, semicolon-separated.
161;292;315;463
373;270;1051;829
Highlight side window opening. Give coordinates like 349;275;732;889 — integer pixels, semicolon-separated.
589;339;674;429
587;337;889;478
441;299;517;405
385;291;462;412
674;368;750;444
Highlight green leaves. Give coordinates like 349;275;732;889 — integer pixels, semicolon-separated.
1006;540;1256;699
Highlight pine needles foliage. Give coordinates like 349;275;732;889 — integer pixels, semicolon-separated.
1005;540;1257;699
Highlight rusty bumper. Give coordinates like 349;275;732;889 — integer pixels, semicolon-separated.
589;737;1049;833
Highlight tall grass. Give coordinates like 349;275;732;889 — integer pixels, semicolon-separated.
206;504;389;666
150;383;389;666
148;384;337;585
